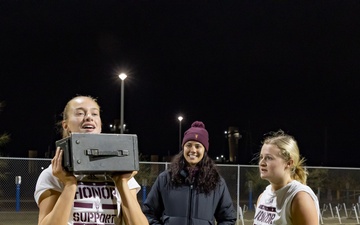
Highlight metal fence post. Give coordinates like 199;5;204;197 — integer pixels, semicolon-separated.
248;180;253;210
15;176;21;212
142;179;148;203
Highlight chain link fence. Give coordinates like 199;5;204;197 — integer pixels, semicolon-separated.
1;157;360;224
0;157;51;212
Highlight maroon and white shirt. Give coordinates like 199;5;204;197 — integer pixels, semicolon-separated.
253;180;320;225
34;165;140;225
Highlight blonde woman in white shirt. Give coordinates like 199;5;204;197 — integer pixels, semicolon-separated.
254;130;320;225
34;95;148;225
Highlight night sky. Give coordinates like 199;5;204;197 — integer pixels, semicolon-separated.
1;1;359;167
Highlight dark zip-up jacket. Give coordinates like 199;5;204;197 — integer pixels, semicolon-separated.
143;170;236;225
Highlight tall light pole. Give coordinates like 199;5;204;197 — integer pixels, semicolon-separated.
119;73;127;134
178;116;183;151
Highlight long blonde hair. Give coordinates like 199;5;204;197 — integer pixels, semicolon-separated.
263;130;308;184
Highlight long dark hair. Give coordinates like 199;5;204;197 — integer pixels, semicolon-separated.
169;150;220;194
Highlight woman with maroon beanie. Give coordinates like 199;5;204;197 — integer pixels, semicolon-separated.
143;121;236;225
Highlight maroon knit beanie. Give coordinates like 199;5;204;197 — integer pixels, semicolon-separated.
182;121;209;151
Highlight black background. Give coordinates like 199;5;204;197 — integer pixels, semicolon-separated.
1;1;359;167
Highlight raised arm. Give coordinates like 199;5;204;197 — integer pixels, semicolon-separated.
37;148;77;225
113;171;149;225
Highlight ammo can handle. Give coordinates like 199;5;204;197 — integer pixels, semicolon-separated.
85;149;129;156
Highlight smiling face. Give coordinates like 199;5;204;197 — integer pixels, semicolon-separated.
183;140;205;167
259;143;292;188
61;96;102;137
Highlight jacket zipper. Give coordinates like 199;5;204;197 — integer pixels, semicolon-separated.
187;184;193;225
